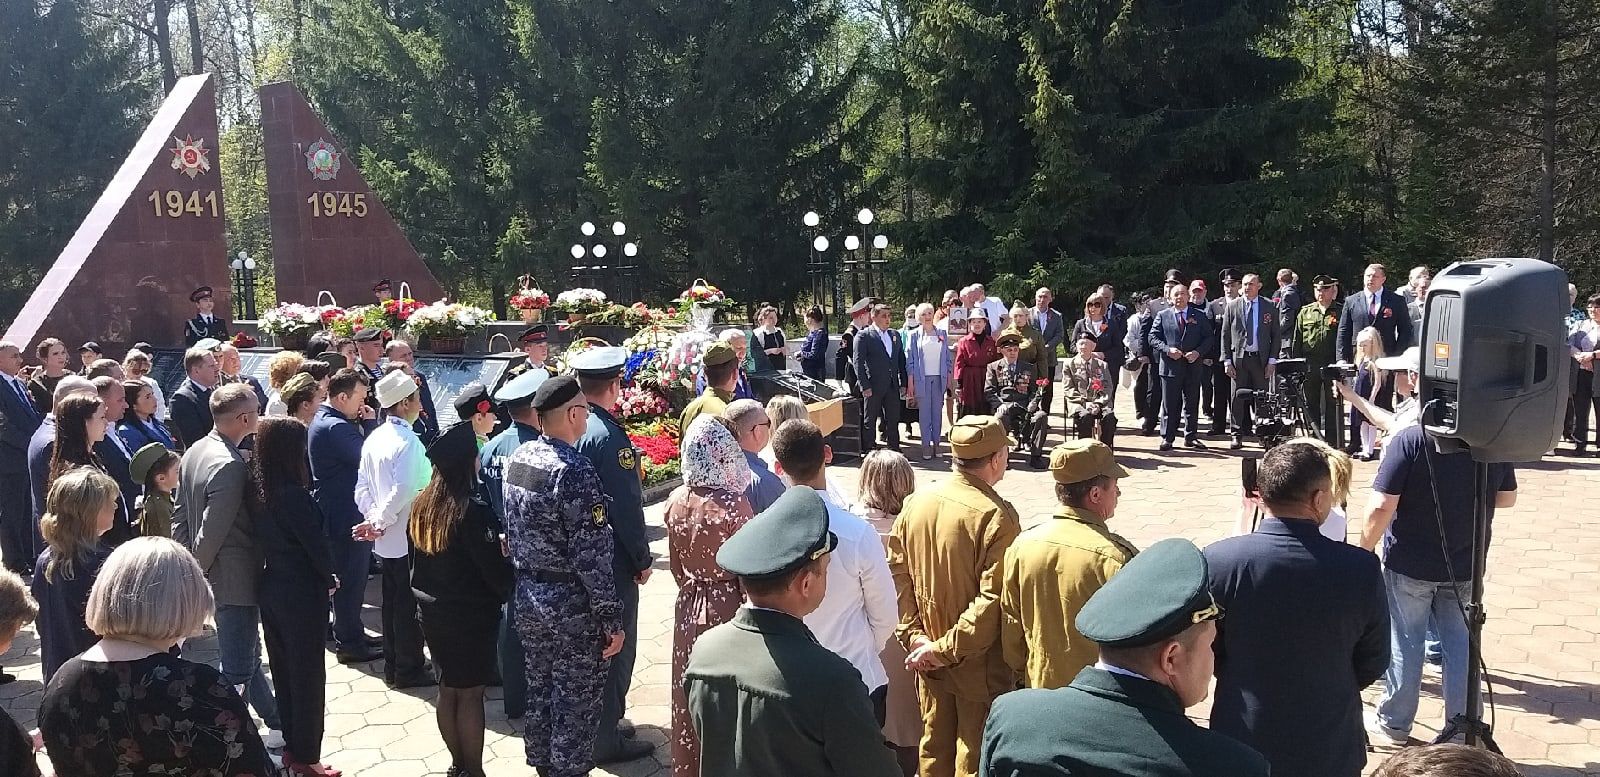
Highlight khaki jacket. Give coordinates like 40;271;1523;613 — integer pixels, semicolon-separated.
887;471;1021;700
1000;506;1138;690
678;386;733;434
999;323;1048;378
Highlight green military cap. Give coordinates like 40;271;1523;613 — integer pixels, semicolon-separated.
1075;538;1222;648
701;341;738;367
995;332;1024;348
717;487;838;579
947;415;1015;459
1049;439;1129;485
1312;275;1338;289
129;443;173;485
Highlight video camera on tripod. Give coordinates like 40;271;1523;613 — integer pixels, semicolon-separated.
1240;359;1315;450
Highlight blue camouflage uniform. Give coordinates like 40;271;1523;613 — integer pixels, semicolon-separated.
504;436;621;776
576;402;652;754
479;419;541;717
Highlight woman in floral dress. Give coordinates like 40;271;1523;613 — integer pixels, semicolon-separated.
665;415;754;777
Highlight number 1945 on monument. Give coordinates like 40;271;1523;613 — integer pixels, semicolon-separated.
306;191;368;218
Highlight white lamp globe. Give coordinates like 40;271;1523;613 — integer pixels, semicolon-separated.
857;208;874;225
612;221;626;236
570;244;585;259
593;244;608;258
813;236;830;252
844;235;860;251
624;242;638;257
803;211;820;228
873;234;889;250
581;221;596;236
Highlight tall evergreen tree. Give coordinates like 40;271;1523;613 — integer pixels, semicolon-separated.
0;0;144;320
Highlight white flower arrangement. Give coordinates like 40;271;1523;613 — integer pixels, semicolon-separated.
554;288;608;314
259;303;337;337
404;301;495;338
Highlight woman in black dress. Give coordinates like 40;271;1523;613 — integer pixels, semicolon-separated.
411;421;513;777
39;537;275;777
753;305;787;372
250;417;341;777
31;467;119;681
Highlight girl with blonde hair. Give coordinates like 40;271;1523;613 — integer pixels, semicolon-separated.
1350;327;1384;459
31;468;120;680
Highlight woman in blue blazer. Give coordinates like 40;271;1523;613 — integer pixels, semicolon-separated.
905;303;953;460
118;381;178;452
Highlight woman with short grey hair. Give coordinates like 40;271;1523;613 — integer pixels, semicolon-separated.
38;537;277;776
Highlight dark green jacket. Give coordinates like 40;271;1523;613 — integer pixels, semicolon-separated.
684;607;901;777
980;667;1269;777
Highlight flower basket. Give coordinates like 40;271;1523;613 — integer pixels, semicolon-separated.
554;288;608;317
259;302;337;344
427;336;466;354
405;301;495;344
510;285;551;318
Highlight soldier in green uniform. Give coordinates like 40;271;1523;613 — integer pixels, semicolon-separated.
1290;275;1342;443
684;487;902;777
679;341;739;432
479;369;548;720
980;538;1269;777
570;347;655;765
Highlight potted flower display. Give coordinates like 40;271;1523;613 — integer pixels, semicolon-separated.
259;302;333;349
509;287;551;323
553;288;608;324
404;301;494;354
676;278;738;328
378;297;424;331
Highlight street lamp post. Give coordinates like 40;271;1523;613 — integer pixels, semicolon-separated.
572;219;637;299
803;208;889;322
229;250;257;320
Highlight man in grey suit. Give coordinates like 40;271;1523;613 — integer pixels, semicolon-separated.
1222;273;1282;449
173;383;282;740
853;303;907;451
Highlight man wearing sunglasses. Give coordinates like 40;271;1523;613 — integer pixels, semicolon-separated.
981;538;1268;777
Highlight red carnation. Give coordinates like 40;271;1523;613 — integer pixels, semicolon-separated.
476;400;491;414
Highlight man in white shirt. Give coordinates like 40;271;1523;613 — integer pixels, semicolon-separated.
771;418;897;716
966;284;1009;332
355;368;435;688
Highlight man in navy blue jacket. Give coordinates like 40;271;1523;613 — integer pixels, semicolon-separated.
0;343;43;576
1204;442;1389;777
309;369;381;663
1147;282;1215;450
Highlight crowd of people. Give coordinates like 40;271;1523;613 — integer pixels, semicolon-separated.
0;260;1545;777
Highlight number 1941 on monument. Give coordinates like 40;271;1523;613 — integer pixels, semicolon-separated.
307;191;368;218
148;190;219;218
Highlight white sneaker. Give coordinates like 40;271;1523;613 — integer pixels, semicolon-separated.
1365;711;1407;746
261;728;286;749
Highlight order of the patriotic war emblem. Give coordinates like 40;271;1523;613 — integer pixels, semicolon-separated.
169;135;212;179
305;139;342;181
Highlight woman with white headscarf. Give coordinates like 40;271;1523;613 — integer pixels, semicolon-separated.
664;415;755;777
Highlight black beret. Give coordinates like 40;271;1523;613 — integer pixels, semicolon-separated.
426;421;479;468
518;325;549;345
531;374;582;412
1075;538;1222;648
353;328;382;342
453;381;493;419
716;487;838;579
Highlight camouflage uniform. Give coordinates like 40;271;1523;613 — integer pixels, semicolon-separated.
504;435;622;776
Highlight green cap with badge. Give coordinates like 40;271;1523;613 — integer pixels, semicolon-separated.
947;416;1015;459
716;487;838;580
129;443;173;485
701;341;738;367
996;332;1024;348
1049;439;1129;485
1075;538;1222;648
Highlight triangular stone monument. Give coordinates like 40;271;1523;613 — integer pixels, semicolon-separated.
5;74;231;351
260;81;446;307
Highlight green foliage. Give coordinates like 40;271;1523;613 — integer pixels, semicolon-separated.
0;0;144;321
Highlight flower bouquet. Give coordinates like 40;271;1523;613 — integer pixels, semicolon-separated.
509;287;551;322
553;288;608;322
379;297;424;330
616;385;671;420
676;278;738;326
259;302;335;348
405;301;494;353
626;418;683;488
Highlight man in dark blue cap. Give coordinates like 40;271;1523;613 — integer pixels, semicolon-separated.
480;368;548;719
684;487;901;777
980;538;1269;777
504;325;554;383
184;285;229;346
503;375;628;775
571;346;654;763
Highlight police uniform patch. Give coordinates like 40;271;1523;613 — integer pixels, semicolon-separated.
618;448;637;470
592;504;608;526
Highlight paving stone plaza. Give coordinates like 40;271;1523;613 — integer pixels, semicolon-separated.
4;391;1599;776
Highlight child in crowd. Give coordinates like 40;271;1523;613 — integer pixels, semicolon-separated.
129;444;180;539
32;468;120;681
1350;327;1384;460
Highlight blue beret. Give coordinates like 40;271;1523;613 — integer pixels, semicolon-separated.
1075;538;1221;648
717;488;838;579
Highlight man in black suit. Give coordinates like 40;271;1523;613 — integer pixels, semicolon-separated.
1147;282;1215;450
168;346;221;449
91;377;141;518
1336;263;1413;364
1204;442;1390;777
1222;273;1283;450
852;303;906;451
0;342;42;575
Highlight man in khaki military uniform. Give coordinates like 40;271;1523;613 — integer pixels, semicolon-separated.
679;341;739;432
887;416;1022;777
1000;439;1139;690
1290;275;1342;442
